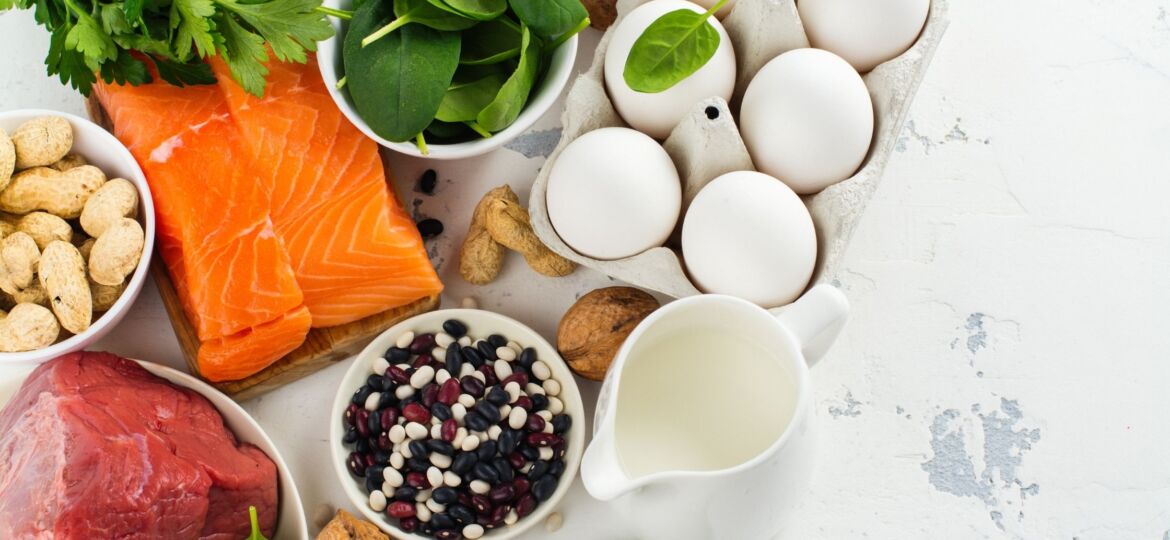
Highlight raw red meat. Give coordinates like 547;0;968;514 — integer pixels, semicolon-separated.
0;352;278;539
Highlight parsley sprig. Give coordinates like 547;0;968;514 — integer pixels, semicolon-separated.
1;0;333;96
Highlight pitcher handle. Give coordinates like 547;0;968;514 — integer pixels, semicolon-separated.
769;284;850;367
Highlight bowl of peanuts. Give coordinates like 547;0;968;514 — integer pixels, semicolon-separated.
0;109;154;362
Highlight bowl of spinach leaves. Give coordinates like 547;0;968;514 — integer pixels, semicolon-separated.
319;0;587;159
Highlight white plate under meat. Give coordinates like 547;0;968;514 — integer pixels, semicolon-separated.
0;359;309;539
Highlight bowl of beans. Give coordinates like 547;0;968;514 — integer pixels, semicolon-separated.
330;309;585;539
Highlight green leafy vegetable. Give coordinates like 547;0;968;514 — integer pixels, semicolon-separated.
507;0;585;39
1;0;332;96
458;17;521;65
432;0;504;21
246;506;268;540
622;0;726;93
476;21;540;132
436;71;507;122
362;0;477;47
344;0;461;142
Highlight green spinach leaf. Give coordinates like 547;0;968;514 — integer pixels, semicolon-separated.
433;0;504;21
476;21;540;132
507;0;586;39
436;71;507;122
362;0;477;46
425;118;475;141
622;0;726;93
459;16;521;65
344;0;460;142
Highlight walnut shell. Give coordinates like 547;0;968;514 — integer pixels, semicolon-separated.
583;0;618;29
557;287;659;380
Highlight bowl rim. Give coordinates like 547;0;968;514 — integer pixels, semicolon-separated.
329;308;586;540
316;2;579;160
0;357;308;539
0;109;156;364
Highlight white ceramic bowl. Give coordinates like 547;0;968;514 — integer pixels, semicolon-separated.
0;358;308;539
330;309;586;539
318;7;578;160
0;109;155;363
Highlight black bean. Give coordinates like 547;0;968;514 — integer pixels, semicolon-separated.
462;346;485;367
346;452;366;477
343;427;359;444
355;437;371;454
517;347;537;369
527;460;549;481
448;504;475;525
549;459;566;478
377;390;397;410
475;403;501;423
418;169;437;195
493;458;514;482
409;440;428;458
465;411;490;432
432;486;459;505
366;373;387;391
431;402;452;421
407;456;431;472
394;486;418;501
476;341;498;361
473;461;500;484
366;464;385;480
432;513;457;530
384;347;411;363
518;444;540;461
351;385;374;406
531;394;549;411
487;334;507;348
451;452;478;475
364;473;381;493
532;475;557;502
552;414;572;434
434;529;461;540
445;343;463;375
460;376;485;397
418;218;444;239
476;440;498;461
497;429;519;455
442;319;467;338
367;410;383;434
374;450;391;465
420;523;434;535
427;439;455;456
485;386;509;406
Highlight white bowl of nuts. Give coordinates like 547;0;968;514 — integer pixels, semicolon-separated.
330;309;585;540
0;109;154;362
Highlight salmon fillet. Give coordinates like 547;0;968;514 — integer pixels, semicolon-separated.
211;58;442;327
94;55;442;381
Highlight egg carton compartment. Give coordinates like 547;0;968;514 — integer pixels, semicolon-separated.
529;0;950;301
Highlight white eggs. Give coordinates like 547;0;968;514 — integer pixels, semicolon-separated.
546;127;681;260
798;0;930;73
739;48;874;195
682;171;816;307
604;0;737;139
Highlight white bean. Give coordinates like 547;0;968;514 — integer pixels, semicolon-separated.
432;346;447;362
369;490;387;512
415;489;431;502
431;423;443;439
463;523;485;539
506;341;522;354
453;427;468;448
388;424;406;444
372;357;390;376
470;371;486;383
444;471;462;487
537;410;553;421
411;365;436;389
543;378;561;396
436;332;455;348
461;434;480;451
508;406;528;429
426;499;446;513
430;453;453;469
406;422;428;440
543;422;555;434
504;509;519;525
452;403;467;422
364;392;381;411
494;358;513;380
427;466;443;487
436;369;451;385
545;512;564;532
487;425;502;440
401;443;413;459
496;347;517;362
395;385;416;400
548;396;565;415
459;362;475;377
416;502;432;523
390;452;405;470
395;331;415;349
526;383;546;396
539;447;554;461
532;360;552;380
499;404;511;420
470;480;491;494
458;336;472;347
505;381;521;403
458;394;476;408
384;467;404;487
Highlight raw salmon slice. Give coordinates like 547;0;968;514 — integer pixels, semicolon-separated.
211;57;443;327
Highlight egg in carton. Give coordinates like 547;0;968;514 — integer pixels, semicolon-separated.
529;0;950;301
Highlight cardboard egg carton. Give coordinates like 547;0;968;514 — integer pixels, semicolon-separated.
529;0;950;300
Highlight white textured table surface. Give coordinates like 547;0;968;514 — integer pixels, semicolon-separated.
3;0;1170;538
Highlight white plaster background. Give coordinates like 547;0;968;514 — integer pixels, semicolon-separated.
1;0;1169;537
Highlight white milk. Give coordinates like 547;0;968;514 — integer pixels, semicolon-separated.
614;332;798;478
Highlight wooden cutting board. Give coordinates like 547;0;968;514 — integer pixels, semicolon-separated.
87;96;440;401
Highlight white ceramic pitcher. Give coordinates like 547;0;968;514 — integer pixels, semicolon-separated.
581;285;849;540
